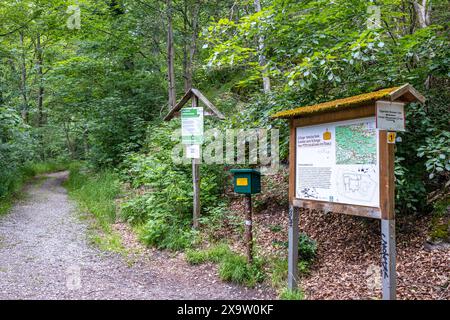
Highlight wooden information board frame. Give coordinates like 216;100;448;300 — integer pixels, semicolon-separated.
272;84;425;300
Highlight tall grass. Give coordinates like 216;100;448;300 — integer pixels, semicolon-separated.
186;243;265;287
65;165;126;253
65;165;120;231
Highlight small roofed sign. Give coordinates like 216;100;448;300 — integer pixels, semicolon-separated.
376;101;405;132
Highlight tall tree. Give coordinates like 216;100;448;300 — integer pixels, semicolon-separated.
35;33;44;127
254;0;270;93
167;0;176;109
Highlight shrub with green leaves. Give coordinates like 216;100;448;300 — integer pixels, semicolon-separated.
417;131;450;181
298;233;317;262
119;121;227;250
0;107;36;199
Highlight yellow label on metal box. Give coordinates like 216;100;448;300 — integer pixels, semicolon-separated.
236;178;249;186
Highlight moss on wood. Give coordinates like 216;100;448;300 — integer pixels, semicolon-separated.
271;86;401;119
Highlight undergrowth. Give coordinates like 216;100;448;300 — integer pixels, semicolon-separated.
186;243;265;287
65;164;124;252
0;160;71;216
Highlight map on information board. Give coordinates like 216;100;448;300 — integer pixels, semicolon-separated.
335;123;377;165
296;117;380;208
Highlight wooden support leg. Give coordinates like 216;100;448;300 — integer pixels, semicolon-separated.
192;158;200;229
288;205;299;290
381;219;396;300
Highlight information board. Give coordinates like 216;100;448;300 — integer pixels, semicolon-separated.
296;117;380;208
181;107;204;144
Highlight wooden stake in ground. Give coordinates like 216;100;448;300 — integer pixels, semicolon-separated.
245;194;253;264
191;96;201;229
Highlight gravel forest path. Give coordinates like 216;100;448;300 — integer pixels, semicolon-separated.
0;172;275;300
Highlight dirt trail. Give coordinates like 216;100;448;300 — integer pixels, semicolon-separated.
0;172;275;300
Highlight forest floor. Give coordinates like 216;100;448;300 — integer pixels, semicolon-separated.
0;172;275;300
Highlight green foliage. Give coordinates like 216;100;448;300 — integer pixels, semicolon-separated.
185;243;232;265
201;0;449;215
417;131;450;181
119;121;227;250
279;288;304;300
186;243;264;287
0;107;35;199
139;216;197;251
275;232;317;263
219;254;265;287
429;196;449;242
298;233;318;262
65;165;120;230
269;256;311;289
25;160;71;175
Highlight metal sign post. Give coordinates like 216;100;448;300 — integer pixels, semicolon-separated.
287;205;299;290
381;219;396;300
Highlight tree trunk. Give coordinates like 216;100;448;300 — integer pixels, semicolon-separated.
182;0;200;92
167;0;176;109
413;1;432;89
36;33;44;127
182;0;189;92
187;2;200;91
83;124;89;159
413;0;431;29
253;0;271;93
63;121;75;159
19;31;29;123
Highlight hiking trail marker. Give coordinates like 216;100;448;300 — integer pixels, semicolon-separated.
271;84;425;300
164;88;225;229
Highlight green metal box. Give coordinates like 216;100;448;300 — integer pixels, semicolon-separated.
230;169;261;194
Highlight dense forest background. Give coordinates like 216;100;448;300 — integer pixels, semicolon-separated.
0;0;448;237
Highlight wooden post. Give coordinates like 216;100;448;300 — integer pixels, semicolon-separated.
192;96;201;229
245;194;253;264
288;205;299;290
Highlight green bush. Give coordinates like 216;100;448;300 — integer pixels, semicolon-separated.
119;121;227;250
298;233;317;262
139;217;197;251
276;233;317;263
0;107;36;199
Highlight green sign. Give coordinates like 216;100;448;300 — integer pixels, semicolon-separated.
181;107;203;145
